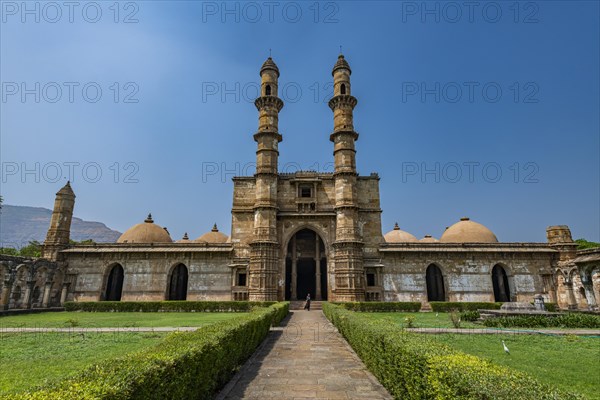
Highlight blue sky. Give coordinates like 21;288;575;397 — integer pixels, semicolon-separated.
1;1;598;243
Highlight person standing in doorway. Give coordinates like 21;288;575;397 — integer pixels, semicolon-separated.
304;293;311;311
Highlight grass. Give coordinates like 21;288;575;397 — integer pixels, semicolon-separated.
0;332;166;393
431;333;600;400
0;311;245;328
360;311;480;329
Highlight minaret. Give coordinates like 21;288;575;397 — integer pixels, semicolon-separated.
248;57;284;301
329;54;365;301
42;181;75;261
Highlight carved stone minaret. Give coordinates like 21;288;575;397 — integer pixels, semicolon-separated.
329;54;365;301
42;181;75;261
248;57;284;301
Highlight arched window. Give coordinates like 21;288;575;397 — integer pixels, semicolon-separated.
104;264;124;301
426;264;445;301
168;264;188;300
492;265;511;302
340;83;346;95
265;84;271;96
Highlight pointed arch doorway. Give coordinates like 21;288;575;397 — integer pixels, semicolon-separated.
285;229;327;301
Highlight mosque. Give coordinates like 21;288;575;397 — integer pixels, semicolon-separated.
1;55;599;310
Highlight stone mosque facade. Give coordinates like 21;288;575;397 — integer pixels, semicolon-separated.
1;56;599;310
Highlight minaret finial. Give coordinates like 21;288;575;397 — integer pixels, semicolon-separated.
269;48;272;57
394;222;399;230
339;45;343;55
145;213;153;223
212;223;218;232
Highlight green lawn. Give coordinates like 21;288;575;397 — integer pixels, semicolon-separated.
0;311;244;328
432;333;600;400
0;332;166;393
360;311;480;329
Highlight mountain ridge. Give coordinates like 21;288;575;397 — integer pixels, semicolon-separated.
0;205;121;248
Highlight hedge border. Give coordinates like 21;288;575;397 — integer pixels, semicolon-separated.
323;303;584;400
64;301;278;313
333;302;421;312
3;302;289;400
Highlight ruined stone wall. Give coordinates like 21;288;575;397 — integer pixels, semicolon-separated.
65;250;232;302
380;248;554;303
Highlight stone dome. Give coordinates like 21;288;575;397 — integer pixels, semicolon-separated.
117;214;173;243
260;57;280;77
440;217;498;243
176;232;191;243
420;235;439;243
194;224;229;243
332;54;352;75
384;223;418;243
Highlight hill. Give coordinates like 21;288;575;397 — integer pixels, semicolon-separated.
0;205;121;248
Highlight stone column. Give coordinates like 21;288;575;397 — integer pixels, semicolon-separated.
565;280;578;310
580;272;598;310
42;281;53;308
291;236;297;300
22;280;35;309
60;282;70;306
0;280;12;310
315;236;322;300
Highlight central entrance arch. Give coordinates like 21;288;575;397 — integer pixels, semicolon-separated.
285;229;327;301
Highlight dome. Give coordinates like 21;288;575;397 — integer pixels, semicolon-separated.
117;214;173;243
384;223;418;243
440;217;498;243
260;57;280;77
176;232;191;243
194;224;229;243
420;235;439;243
332;54;351;76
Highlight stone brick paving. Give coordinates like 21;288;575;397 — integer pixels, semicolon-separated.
216;309;392;400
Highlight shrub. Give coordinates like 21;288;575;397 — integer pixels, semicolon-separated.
323;303;583;400
483;313;600;329
429;302;503;312
64;301;278;313
449;311;461;328
2;302;289;400
333;302;422;312
459;310;480;322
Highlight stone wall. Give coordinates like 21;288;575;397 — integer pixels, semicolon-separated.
63;246;233;302
380;244;556;303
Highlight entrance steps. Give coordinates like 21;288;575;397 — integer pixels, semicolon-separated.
289;301;323;310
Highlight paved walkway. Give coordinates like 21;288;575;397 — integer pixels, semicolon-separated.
216;309;392;400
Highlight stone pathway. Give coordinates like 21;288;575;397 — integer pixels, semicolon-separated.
216;309;392;400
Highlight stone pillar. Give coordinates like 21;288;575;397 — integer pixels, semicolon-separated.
42;281;53;308
291;236;297;300
0;280;12;310
565;281;578;310
60;282;70;305
580;272;598;310
22;280;35;309
315;236;322;300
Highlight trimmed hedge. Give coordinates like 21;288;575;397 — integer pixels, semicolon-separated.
483;313;600;329
2;302;289;400
323;303;583;400
333;302;422;312
429;302;503;312
64;301;278;313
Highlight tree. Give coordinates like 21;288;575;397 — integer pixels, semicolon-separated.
18;241;42;258
575;238;600;250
